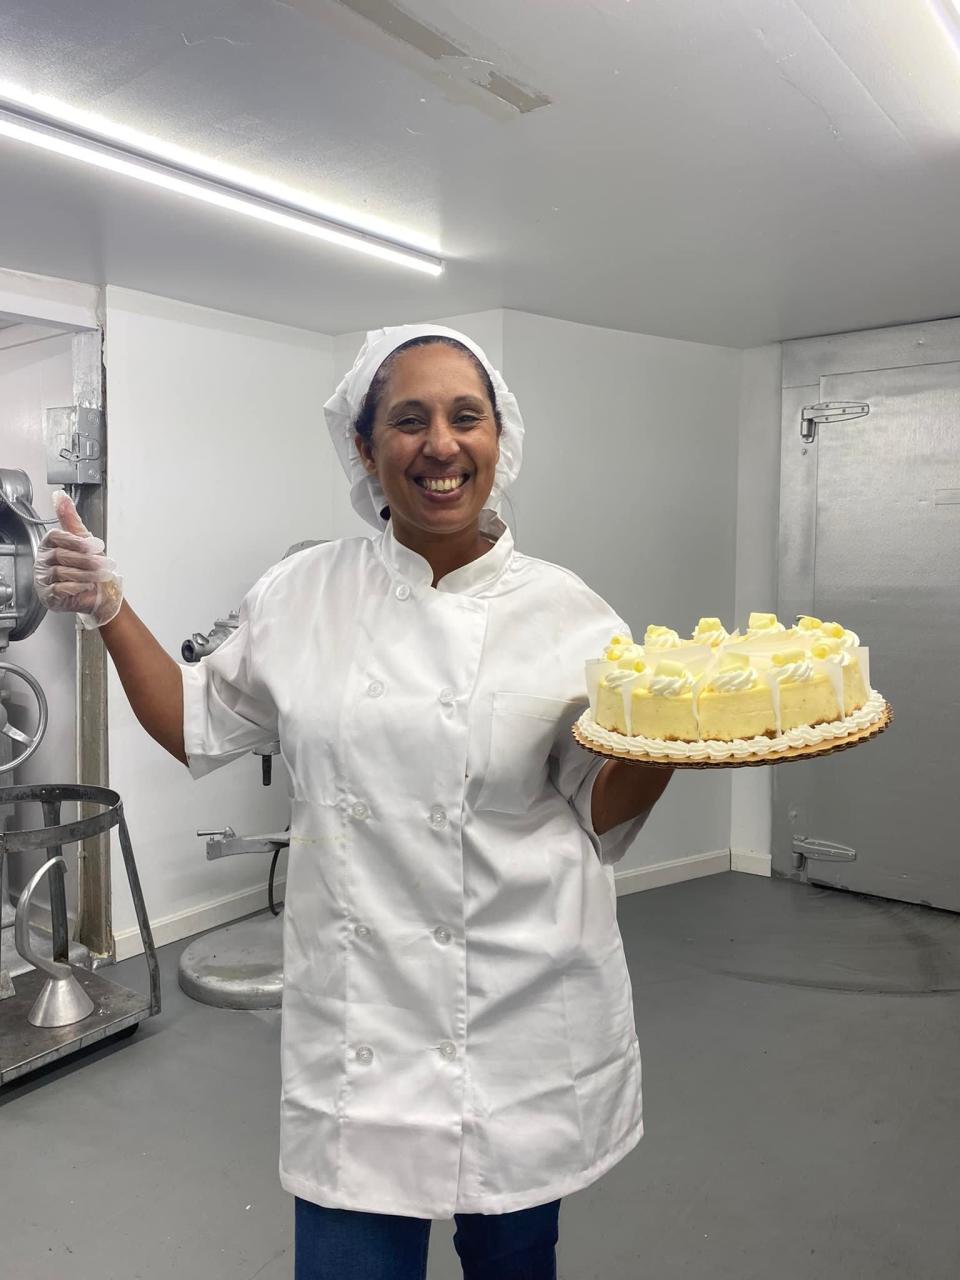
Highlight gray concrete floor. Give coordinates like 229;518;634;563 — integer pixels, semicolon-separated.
3;870;960;1280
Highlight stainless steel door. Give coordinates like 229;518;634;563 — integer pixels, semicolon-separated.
775;361;960;910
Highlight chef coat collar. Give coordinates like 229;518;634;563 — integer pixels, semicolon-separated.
379;509;513;596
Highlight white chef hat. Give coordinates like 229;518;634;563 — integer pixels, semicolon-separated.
323;323;524;530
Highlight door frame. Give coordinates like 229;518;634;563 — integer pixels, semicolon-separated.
0;268;112;957
774;313;960;881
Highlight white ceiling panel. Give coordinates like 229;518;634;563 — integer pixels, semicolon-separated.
0;0;959;346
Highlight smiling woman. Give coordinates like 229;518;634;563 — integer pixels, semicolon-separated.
36;321;673;1279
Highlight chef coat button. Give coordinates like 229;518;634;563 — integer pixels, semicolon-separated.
433;926;451;945
356;1045;374;1064
438;687;455;706
351;801;370;821
438;1041;457;1059
367;680;384;698
355;924;371;939
429;805;448;829
395;584;411;601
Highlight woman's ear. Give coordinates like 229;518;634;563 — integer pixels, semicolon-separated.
355;433;376;474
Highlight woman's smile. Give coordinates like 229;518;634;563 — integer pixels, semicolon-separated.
413;471;471;497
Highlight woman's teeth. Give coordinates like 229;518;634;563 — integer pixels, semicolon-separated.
418;475;467;492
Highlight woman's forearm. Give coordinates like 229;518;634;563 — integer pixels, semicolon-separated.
591;758;673;836
98;601;187;766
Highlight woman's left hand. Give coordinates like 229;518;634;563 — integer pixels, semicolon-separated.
591;758;674;835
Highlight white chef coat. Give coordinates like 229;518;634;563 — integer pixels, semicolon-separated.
180;517;648;1220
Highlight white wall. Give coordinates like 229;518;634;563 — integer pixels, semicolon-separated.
501;310;744;880
730;345;783;876
104;287;334;956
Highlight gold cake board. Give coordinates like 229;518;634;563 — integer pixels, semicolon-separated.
572;701;893;770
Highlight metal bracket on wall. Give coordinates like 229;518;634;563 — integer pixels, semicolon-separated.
799;401;869;444
792;837;857;871
42;406;105;486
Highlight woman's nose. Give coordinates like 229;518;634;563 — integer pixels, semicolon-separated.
423;419;459;458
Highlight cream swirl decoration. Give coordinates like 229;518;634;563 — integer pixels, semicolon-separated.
644;627;683;650
695;627;727;647
604;668;642;690
649;671;694;697
773;659;813;684
709;666;756;693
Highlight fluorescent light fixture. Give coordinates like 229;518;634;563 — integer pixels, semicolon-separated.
0;89;443;277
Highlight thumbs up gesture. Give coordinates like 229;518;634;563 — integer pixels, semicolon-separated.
33;492;124;628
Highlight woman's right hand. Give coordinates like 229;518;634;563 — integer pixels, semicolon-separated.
33;491;124;629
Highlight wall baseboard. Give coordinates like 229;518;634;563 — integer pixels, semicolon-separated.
113;877;287;962
613;848;730;896
730;848;772;877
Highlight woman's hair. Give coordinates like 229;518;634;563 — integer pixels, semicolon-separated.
354;335;503;444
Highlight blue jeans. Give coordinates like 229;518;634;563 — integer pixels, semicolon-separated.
294;1195;561;1279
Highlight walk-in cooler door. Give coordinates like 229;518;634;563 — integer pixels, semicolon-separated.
776;359;960;911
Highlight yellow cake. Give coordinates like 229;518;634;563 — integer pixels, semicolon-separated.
586;612;877;750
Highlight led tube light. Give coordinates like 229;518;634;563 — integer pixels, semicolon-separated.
0;101;444;277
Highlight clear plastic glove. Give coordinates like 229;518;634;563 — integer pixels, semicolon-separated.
33;491;124;629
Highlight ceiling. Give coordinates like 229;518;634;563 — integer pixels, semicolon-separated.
1;0;959;347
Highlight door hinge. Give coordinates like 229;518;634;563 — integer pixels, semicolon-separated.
42;406;105;486
800;401;869;444
792;837;857;870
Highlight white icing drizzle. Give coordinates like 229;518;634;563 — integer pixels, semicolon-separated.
709;666;757;693
773;660;813;684
649;671;694;697
840;629;859;649
576;690;887;762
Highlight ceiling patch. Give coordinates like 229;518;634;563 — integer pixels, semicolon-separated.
333;0;551;113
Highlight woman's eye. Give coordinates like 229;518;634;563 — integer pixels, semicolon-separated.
395;417;423;429
456;414;480;425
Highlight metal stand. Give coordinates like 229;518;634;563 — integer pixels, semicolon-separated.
0;784;160;1086
178;911;284;1010
177;828;289;1010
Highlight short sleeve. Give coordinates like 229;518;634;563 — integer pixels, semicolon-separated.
180;568;281;780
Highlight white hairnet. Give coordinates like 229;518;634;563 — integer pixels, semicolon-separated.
323;324;524;530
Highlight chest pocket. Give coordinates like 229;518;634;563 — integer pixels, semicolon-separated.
475;692;575;815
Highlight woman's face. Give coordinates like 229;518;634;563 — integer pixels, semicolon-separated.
357;344;500;542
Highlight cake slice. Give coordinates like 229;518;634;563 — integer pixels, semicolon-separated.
772;649;841;730
595;663;645;734
630;659;698;740
697;654;776;742
811;638;868;714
